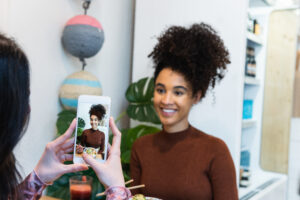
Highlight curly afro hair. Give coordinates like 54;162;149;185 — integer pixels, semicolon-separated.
149;23;230;99
89;104;106;121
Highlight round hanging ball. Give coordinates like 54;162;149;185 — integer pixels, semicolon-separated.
62;15;105;59
59;71;102;110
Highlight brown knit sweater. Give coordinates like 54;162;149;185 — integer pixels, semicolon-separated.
130;126;238;200
81;128;105;153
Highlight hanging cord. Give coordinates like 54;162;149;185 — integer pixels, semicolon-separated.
81;0;91;69
83;0;91;15
80;58;87;70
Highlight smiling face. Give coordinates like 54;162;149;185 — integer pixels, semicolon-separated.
154;68;201;133
90;115;99;130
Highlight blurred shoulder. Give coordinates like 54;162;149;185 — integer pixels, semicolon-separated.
132;131;161;149
82;128;90;135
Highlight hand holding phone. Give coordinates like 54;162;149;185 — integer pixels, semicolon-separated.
83;117;125;188
34;119;88;184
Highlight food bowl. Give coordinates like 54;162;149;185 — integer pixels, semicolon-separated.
83;147;97;158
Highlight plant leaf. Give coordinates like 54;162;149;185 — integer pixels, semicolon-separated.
125;125;160;150
56;110;76;136
121;150;131;164
125;77;161;124
77;128;83;137
78;117;85;128
120;128;129;153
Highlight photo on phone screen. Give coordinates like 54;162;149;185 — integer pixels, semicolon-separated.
73;95;111;164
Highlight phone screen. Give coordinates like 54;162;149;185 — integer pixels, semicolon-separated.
73;95;110;164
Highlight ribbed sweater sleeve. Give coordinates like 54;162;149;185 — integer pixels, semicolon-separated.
208;139;238;200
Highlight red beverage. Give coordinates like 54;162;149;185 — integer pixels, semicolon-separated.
70;185;92;200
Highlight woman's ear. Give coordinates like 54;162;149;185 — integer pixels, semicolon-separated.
193;91;202;104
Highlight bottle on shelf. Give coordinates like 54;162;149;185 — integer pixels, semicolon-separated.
243;99;253;119
240;150;251;188
245;47;256;77
253;19;261;35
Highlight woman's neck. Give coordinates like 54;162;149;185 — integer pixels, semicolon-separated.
163;121;190;133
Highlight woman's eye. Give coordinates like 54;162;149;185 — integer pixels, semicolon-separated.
174;91;184;96
156;88;165;94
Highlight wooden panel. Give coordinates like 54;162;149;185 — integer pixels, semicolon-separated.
292;50;300;117
260;10;298;173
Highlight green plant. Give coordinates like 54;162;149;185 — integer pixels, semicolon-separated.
78;117;86;128
56;110;76;136
77;117;85;138
126;77;160;124
46;77;161;199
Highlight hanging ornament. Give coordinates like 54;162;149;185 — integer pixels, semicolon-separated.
61;0;104;70
59;0;104;110
59;71;102;110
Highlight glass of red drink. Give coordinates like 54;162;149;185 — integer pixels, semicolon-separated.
69;175;93;200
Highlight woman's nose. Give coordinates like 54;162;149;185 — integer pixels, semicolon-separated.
161;92;173;104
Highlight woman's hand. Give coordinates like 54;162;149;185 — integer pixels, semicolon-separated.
34;119;88;184
76;144;84;154
83;117;125;188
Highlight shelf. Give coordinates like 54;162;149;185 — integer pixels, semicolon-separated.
247;32;263;45
239;170;287;199
244;76;260;85
242;119;257;128
249;0;275;7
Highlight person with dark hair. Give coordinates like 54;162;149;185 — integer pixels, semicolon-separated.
130;23;238;199
0;33;131;200
78;104;106;158
0;33;89;199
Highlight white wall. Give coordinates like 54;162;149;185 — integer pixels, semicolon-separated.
288;118;300;200
132;0;248;178
0;0;134;176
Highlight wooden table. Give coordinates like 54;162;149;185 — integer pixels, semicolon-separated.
40;196;60;200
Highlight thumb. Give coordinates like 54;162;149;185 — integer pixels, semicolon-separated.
63;163;88;174
82;153;102;170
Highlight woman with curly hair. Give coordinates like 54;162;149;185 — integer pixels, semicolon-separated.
77;104;106;158
130;23;238;200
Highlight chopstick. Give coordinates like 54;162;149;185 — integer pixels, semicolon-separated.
125;179;134;185
95;179;145;197
127;184;145;190
96;192;105;197
96;184;145;197
96;191;106;197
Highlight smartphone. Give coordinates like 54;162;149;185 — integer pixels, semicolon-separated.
73;95;111;164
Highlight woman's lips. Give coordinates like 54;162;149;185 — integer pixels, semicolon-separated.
160;108;176;117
